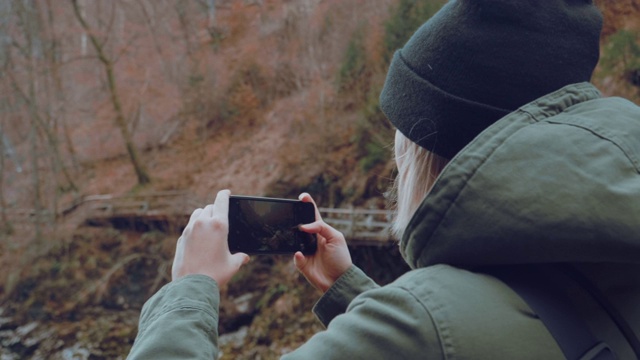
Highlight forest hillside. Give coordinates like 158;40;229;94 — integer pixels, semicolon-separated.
0;0;639;359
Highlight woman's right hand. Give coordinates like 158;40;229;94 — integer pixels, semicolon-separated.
294;193;352;293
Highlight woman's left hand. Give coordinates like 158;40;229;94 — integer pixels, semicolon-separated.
171;189;250;287
294;193;352;293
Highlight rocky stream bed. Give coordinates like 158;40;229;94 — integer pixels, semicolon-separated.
0;221;408;359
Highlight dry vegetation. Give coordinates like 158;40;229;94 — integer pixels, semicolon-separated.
0;0;638;359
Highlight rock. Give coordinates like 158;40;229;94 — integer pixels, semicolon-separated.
61;344;91;360
16;322;39;338
0;351;20;360
218;326;249;348
0;316;14;331
219;292;259;333
233;293;255;314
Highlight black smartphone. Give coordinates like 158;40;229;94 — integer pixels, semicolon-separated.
228;195;317;255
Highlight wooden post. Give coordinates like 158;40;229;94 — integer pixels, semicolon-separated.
348;206;355;239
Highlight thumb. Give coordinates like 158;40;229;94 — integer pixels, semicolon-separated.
300;220;342;242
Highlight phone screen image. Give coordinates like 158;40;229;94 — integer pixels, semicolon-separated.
228;196;317;255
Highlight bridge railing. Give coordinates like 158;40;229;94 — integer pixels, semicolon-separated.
78;191;201;218
56;192;398;245
319;207;396;245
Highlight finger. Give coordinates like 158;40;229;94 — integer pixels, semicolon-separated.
299;192;322;221
294;251;307;270
213;189;231;218
300;220;343;242
203;204;215;218
188;208;203;224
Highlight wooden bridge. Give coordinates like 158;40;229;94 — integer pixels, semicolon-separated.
71;191;397;246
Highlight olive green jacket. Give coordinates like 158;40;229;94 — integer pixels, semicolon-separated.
127;83;640;359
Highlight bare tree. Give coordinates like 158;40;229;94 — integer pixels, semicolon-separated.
42;0;81;176
136;0;171;77
175;1;209;140
0;3;12;238
8;0;79;214
206;0;216;28
0;119;13;237
71;0;152;185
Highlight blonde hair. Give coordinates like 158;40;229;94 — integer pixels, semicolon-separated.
391;131;449;239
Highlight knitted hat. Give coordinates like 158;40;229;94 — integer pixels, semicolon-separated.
380;0;603;159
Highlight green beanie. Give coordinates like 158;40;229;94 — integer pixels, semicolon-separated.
380;0;603;159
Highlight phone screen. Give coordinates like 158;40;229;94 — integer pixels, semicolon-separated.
228;196;317;255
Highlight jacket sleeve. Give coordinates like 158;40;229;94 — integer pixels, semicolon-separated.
126;274;221;360
282;282;442;360
312;265;379;326
128;267;441;360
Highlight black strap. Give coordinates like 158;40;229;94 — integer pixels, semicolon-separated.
486;265;616;360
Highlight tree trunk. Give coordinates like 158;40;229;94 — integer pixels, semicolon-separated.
29;114;43;243
0;120;13;236
104;60;152;185
7;74;79;193
71;0;151;185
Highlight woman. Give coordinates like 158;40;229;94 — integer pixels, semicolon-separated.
128;0;640;358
